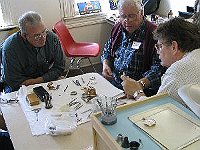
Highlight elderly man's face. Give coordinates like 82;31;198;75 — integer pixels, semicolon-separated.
23;22;47;47
119;4;143;33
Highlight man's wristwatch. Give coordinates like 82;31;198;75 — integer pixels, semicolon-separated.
133;90;144;100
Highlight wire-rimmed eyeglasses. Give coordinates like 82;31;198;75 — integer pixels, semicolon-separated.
119;11;140;21
27;28;48;41
154;41;170;52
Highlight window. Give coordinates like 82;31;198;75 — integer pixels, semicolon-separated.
0;3;4;27
0;0;13;27
60;0;118;18
74;0;112;15
60;0;119;28
168;0;196;16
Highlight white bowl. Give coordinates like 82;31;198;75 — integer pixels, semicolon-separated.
178;84;200;119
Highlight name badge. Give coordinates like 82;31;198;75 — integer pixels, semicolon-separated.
131;41;141;49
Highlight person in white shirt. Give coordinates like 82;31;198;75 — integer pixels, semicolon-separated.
121;17;200;105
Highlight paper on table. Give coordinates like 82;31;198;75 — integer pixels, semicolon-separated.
129;103;200;150
17;73;124;136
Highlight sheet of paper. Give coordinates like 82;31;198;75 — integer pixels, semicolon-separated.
129;103;200;150
17;73;124;136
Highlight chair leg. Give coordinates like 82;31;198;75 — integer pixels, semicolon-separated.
65;57;97;78
87;58;97;73
65;57;85;78
76;58;85;74
64;68;70;78
65;58;75;78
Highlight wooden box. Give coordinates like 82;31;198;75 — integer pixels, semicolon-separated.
91;94;200;150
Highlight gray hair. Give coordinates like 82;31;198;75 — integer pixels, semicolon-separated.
18;11;42;34
153;17;200;53
117;0;143;11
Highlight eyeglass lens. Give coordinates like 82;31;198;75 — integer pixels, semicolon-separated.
34;29;48;40
120;14;137;21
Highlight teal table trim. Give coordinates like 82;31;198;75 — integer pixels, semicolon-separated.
98;95;199;150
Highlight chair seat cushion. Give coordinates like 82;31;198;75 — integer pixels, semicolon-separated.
67;42;100;57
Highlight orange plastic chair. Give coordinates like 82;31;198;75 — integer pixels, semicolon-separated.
53;21;100;77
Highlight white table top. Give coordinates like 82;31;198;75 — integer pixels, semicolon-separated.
0;73;123;150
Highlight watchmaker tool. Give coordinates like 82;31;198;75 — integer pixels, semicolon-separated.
47;82;60;90
75;113;82;123
63;85;68;92
81;86;97;103
116;133;124;145
74;103;83;111
96;97;118;125
90;76;96;80
81;109;92;114
142;118;156;127
81;77;85;84
44;94;53;109
68;98;78;106
121;136;130;148
72;80;81;86
32;108;41;121
70;91;77;95
129;140;140;150
0;97;19;104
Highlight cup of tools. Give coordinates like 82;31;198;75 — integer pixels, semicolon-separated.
97;97;117;125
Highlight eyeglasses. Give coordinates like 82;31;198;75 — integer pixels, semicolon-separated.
120;12;140;21
154;41;170;52
27;29;48;41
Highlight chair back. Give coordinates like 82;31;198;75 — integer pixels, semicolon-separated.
53;21;75;57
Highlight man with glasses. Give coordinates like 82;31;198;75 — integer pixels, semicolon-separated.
122;17;200;105
1;11;65;92
101;0;164;97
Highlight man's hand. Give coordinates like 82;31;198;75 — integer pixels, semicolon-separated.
121;75;142;99
21;77;44;86
102;60;113;79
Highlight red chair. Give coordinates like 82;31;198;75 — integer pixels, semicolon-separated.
53;21;100;77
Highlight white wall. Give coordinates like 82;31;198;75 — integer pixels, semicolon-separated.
9;0;61;29
0;31;8;43
156;0;196;17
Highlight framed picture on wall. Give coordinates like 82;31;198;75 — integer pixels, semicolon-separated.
109;0;118;10
77;1;101;15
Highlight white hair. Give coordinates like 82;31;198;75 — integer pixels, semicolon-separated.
117;0;143;11
18;11;42;34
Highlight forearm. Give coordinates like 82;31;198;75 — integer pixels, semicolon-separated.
33;77;44;84
21;77;44;86
43;42;65;82
42;66;64;82
103;59;111;67
101;38;112;63
143;54;165;89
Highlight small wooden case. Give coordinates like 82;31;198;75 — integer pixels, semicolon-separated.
26;93;39;106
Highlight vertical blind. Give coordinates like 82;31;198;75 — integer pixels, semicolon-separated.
0;0;13;26
59;0;76;18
